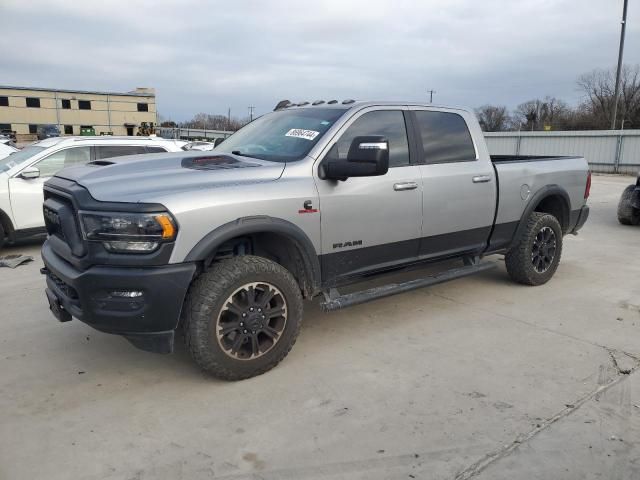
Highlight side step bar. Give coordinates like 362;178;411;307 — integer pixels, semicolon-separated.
320;261;497;312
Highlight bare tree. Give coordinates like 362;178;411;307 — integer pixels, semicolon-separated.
475;105;511;131
513;97;570;131
181;113;247;131
577;64;640;129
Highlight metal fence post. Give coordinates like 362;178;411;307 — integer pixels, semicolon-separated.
614;133;623;174
515;135;522;156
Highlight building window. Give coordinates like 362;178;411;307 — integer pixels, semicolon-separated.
137;103;149;112
26;97;41;108
78;100;91;110
29;124;38;134
64;125;73;135
0;123;11;132
0;96;8;107
61;99;71;109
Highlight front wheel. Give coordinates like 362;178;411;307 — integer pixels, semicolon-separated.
617;185;640;225
505;212;563;286
183;255;304;381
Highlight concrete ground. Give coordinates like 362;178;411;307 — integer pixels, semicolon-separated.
0;174;638;480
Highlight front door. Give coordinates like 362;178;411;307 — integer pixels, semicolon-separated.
9;146;91;229
315;108;423;283
409;108;496;259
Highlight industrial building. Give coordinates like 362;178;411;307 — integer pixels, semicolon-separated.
0;85;157;140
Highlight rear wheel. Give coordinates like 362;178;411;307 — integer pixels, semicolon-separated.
0;223;5;251
183;255;304;380
505;212;563;286
617;185;640;225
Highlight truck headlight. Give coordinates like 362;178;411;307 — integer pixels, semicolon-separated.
79;211;177;253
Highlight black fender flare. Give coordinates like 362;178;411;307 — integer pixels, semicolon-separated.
184;216;322;294
509;185;571;249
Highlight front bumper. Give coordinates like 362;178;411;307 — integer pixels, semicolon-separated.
41;240;196;353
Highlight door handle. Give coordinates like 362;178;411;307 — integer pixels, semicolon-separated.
393;182;418;191
472;175;492;183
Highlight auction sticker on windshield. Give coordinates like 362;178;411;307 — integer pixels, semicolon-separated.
285;129;320;141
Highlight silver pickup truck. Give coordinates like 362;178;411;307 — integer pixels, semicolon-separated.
40;101;590;380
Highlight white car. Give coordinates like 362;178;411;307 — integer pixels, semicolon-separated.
0;136;185;248
0;143;18;161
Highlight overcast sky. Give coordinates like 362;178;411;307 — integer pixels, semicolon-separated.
1;0;638;121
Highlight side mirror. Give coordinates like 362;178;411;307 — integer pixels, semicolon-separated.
19;166;40;180
321;136;390;180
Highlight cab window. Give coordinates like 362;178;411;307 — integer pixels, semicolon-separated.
413;111;476;163
329;110;410;168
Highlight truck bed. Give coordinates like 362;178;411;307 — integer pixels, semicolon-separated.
488;154;590;252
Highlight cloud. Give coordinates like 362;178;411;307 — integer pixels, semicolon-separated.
1;0;636;120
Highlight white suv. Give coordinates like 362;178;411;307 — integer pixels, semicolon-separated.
0;136;186;249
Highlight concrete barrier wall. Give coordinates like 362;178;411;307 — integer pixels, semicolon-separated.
485;130;640;175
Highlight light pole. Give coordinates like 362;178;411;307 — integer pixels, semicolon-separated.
611;0;629;129
427;90;435;103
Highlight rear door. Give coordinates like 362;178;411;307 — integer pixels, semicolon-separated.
9;146;91;229
409;108;496;259
315;107;423;283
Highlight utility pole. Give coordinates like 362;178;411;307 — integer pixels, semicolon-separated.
227;108;231;131
248;106;255;122
427;90;435;103
611;0;628;130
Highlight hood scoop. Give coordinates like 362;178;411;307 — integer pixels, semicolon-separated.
181;155;259;171
88;160;116;167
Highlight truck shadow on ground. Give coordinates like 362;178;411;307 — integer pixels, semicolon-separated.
49;257;515;384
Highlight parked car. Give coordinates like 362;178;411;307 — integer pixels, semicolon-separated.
40;101;590;380
37;125;60;140
0;136;185;248
617;173;640;225
0;131;17;144
0;134;15;146
0;142;18;161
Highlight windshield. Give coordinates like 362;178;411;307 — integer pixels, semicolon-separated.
0;146;46;172
216;108;347;162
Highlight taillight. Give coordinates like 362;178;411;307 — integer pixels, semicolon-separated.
584;171;591;199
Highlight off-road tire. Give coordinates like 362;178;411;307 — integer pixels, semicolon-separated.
183;255;304;381
505;212;563;286
617;185;640;226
